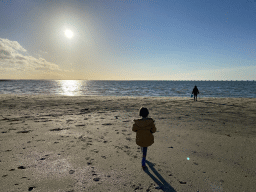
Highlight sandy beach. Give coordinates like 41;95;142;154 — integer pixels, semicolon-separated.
0;95;255;192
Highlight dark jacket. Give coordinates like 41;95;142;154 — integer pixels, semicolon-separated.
132;118;156;147
192;87;199;95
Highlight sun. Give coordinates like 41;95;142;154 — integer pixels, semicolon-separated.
65;29;74;38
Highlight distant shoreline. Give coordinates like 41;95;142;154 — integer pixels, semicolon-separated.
0;94;255;99
0;79;255;81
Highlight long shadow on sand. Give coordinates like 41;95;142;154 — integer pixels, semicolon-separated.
144;160;176;192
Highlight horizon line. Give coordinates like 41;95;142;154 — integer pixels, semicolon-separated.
0;79;255;81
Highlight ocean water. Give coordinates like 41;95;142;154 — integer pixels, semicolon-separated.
0;80;255;98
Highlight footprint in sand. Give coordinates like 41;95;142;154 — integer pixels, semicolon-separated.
93;178;100;181
123;145;130;149
125;137;132;141
17;130;31;133
87;158;94;165
102;123;112;126
132;184;143;190
91;149;99;153
28;186;35;191
75;124;85;127
80;109;89;114
49;128;69;131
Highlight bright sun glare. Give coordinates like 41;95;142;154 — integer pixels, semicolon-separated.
65;29;74;38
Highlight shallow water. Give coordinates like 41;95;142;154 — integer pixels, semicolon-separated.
0;80;255;98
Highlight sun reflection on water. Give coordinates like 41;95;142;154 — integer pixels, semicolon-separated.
58;80;83;96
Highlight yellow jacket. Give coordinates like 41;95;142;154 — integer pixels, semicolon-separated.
132;118;156;147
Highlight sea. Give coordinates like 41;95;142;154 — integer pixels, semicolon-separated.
0;80;255;98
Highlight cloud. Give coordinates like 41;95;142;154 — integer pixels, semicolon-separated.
0;38;63;74
0;38;27;53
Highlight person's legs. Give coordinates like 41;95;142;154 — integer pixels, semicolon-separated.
194;94;197;101
142;147;148;166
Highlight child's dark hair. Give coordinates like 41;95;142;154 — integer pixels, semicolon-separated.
139;107;149;118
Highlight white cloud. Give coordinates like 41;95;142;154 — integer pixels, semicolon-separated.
0;38;27;53
0;38;63;74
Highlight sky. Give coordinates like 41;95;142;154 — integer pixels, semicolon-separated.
0;0;255;80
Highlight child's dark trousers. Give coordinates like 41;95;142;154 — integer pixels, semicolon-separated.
141;147;148;166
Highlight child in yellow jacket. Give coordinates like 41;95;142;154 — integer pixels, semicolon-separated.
132;107;156;169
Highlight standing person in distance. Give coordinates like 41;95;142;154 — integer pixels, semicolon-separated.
192;85;200;101
132;107;156;170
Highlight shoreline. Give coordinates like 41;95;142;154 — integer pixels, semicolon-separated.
0;95;255;191
1;93;256;98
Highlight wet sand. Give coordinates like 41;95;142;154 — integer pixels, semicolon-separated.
0;95;255;192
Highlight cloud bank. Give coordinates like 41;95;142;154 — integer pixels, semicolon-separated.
0;38;62;76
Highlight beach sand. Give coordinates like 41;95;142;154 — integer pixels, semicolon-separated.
0;95;255;192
